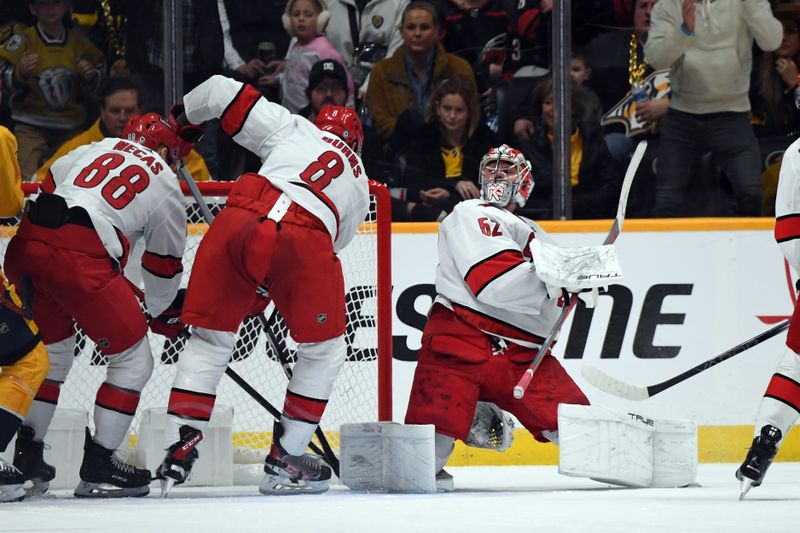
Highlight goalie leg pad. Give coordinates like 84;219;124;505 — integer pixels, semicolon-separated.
404;345;481;441
340;422;437;493
557;404;698;488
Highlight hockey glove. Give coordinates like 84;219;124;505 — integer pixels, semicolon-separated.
150;289;187;339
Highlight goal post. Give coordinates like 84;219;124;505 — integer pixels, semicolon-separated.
5;181;393;465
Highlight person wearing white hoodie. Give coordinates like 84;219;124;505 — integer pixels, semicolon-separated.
645;0;782;217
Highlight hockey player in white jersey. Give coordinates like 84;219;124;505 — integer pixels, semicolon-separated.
3;112;194;497
736;136;800;498
156;75;369;496
404;145;590;489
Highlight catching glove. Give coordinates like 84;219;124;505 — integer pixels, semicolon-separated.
150;289;187;339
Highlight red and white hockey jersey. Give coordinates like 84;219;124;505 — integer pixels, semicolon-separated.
41;137;186;317
182;75;370;253
435;199;561;348
776;137;800;271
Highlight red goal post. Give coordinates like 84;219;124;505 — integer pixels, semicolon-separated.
8;180;393;459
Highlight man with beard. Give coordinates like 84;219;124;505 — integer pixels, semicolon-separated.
299;59;350;122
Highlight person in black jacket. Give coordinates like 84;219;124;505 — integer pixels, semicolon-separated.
517;76;622;219
390;75;497;221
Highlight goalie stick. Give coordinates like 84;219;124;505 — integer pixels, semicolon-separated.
513;140;647;399
177;165;340;476
581;320;790;401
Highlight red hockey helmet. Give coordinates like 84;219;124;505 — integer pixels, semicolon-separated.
122;112;191;165
314;105;364;155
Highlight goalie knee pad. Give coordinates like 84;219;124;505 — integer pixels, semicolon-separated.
434;433;455;473
290;334;347;399
105;337;153;391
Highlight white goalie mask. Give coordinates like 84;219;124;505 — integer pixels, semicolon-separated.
479;145;535;208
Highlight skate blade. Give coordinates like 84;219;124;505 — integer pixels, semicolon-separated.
160;477;176;498
74;481;150;499
739;478;754;501
258;474;329;496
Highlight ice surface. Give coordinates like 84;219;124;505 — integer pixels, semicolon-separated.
3;464;799;533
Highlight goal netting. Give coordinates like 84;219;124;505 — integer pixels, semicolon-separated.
1;181;392;469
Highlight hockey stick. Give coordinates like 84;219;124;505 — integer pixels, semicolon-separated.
581;320;789;401
177;166;340;476
512;140;647;399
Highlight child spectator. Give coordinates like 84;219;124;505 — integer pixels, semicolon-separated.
0;0;105;179
263;0;354;113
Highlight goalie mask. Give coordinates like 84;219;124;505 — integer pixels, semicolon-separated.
479;145;534;208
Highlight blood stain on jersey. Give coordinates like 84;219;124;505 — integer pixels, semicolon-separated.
317;313;328;324
372;16;384;28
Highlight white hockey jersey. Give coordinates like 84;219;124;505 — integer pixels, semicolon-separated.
435;199;562;348
776;137;800;272
182;75;370;253
44;137;186;317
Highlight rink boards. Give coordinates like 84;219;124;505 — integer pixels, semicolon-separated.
389;218;800;464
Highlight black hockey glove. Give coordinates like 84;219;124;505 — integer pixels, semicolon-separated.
150;289;187;339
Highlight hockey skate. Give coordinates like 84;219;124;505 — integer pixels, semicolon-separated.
736;424;781;500
436;469;454;492
74;428;151;498
259;423;331;495
156;425;203;498
0;457;26;503
13;425;55;494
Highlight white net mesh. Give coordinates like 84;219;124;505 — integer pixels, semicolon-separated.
0;182;390;462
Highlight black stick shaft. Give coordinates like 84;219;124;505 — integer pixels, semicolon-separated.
648;321;790;396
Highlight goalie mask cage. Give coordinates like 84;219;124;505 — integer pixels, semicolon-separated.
6;181;392;470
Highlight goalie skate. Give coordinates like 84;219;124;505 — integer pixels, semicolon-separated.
156;425;203;498
736;425;781;500
74;428;151;498
13;425;55;494
0;458;26;503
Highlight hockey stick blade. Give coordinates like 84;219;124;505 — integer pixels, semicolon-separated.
581;320;789;400
513;142;647;399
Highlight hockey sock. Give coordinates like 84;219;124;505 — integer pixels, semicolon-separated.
754;350;800;441
24;380;60;441
278;390;328;456
93;383;141;450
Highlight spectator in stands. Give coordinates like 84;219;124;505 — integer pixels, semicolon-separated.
325;0;408;96
299;59;349;122
752;3;800;137
517;77;622;219
645;0;782;217
514;47;603;141
389;75;497;221
365;0;475;143
258;0;355;113
0;0;105;180
124;0;222;113
33;77;211;183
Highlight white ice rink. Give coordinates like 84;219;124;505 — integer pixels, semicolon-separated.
3;463;799;533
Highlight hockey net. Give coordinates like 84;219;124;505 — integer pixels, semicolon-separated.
2;181;392;467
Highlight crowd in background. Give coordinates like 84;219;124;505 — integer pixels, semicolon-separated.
1;0;799;221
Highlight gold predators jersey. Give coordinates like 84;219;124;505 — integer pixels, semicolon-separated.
0;25;105;130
